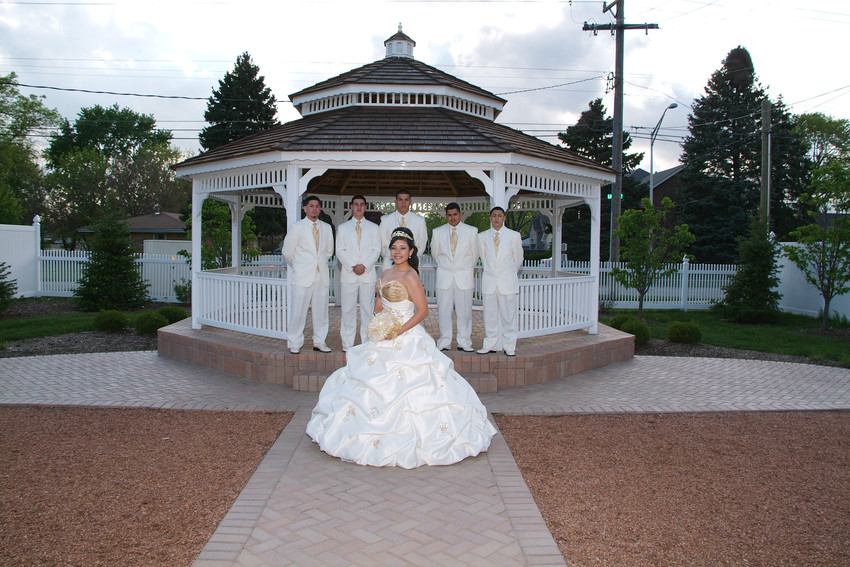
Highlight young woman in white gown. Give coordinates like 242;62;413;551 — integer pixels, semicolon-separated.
306;227;496;468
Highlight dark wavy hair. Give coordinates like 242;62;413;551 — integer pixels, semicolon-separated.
388;226;419;274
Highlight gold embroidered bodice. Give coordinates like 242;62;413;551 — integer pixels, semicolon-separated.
377;279;409;302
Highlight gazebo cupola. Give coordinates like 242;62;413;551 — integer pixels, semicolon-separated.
289;28;505;121
384;23;415;59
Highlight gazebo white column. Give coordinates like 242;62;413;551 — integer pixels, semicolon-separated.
190;184;207;330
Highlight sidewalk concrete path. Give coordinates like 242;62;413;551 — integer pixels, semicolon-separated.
2;351;849;566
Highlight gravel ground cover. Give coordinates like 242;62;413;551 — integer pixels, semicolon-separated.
495;411;850;567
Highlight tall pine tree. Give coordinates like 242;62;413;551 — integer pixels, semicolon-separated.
199;52;279;151
679;46;808;263
557;98;644;261
199;52;283;251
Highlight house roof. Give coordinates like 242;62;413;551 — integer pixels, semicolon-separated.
289;56;505;106
125;212;186;233
176;106;610;175
630;165;683;186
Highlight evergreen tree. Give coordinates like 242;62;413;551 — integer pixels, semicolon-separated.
199;52;282;250
679;46;808;263
199;52;279;151
711;215;782;323
558;98;644;261
73;214;149;311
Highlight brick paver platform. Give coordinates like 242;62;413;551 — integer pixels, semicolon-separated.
158;306;635;391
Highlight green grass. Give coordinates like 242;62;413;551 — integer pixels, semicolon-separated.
602;309;850;367
0;299;150;342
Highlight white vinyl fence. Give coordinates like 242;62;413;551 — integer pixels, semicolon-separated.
2;219;847;320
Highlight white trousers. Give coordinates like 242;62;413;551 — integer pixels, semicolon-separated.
481;291;518;353
339;281;376;348
435;284;473;350
287;271;329;350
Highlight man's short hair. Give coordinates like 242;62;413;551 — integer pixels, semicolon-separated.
445;202;461;214
350;194;367;206
302;195;321;207
395;189;412;199
490;206;506;215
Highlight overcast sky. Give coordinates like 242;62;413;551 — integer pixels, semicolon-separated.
2;0;848;175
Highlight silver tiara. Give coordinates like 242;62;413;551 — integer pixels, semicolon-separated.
391;230;412;241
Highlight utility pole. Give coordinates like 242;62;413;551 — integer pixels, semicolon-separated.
760;98;771;224
583;1;658;261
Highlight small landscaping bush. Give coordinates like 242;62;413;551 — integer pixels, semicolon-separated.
173;278;191;304
94;310;128;332
135;312;169;335
621;318;651;345
610;313;637;330
666;321;702;344
0;262;18;314
157;306;189;324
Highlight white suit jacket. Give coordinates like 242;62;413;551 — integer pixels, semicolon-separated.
380;210;428;253
335;217;380;285
281;218;334;287
477;227;523;295
430;222;479;290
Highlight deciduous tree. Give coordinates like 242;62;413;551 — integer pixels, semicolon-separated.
610;197;694;319
0;72;60;224
44;104;189;247
783;161;850;329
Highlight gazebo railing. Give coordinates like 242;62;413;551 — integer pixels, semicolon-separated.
195;271;288;339
517;275;596;338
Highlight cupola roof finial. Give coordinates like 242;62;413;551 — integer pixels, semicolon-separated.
384;23;415;59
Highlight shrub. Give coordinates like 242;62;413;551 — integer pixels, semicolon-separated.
610;313;637;330
157;306;189;324
0;262;18;314
666;321;702;344
135;312;169;335
94;309;128;332
620;318;651;345
174;278;191;304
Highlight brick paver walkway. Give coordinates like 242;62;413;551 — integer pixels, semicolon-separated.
2;351;849;566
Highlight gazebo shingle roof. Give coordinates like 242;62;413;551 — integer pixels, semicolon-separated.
177;106;610;176
289;57;505;106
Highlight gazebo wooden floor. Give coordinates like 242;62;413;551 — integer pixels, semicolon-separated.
158;306;634;393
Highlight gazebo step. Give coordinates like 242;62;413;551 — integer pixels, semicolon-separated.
293;370;498;393
463;372;499;393
293;371;332;392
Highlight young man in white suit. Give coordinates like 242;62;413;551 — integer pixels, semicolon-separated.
430;202;479;352
336;195;381;351
477;206;524;357
379;189;428;257
281;195;335;354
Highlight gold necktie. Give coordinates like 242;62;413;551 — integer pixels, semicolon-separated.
494;231;500;255
399;215;406;227
356;220;362;244
450;227;458;256
313;222;319;252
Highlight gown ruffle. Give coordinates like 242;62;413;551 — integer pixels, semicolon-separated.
306;281;496;468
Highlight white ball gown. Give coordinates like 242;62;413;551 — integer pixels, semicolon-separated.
306;279;496;468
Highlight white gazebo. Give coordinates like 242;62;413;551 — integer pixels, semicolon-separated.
173;26;615;344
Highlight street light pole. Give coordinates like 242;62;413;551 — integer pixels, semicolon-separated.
649;103;678;206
